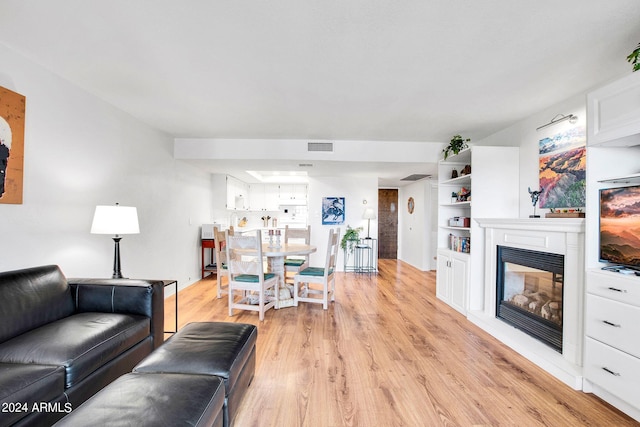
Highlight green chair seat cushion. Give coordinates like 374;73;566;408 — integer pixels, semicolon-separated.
284;259;306;266
234;273;276;282
299;267;333;276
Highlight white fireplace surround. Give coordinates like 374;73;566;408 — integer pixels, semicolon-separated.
471;218;585;389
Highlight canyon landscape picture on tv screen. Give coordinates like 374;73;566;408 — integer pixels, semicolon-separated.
600;185;640;268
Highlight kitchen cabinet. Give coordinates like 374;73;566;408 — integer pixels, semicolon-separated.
226;175;249;210
248;184;280;211
278;184;307;205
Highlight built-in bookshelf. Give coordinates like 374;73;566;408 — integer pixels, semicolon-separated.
436;146;519;314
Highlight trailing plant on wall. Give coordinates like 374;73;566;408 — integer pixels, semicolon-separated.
627;42;640;72
442;135;470;160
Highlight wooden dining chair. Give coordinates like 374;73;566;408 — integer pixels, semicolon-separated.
283;225;311;284
213;226;229;299
226;230;279;321
293;228;340;309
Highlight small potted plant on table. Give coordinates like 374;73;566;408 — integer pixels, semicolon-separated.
341;226;363;271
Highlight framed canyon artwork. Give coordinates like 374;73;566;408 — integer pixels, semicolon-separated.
538;125;586;209
0;86;25;204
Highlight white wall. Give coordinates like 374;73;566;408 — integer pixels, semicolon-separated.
398;179;436;270
474;73;640;272
0;44;212;290
307;176;377;270
476;92;587;218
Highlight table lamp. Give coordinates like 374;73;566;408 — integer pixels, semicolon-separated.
362;208;376;239
91;203;140;278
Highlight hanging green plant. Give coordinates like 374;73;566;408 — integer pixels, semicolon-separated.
627;42;640;72
442;135;470;160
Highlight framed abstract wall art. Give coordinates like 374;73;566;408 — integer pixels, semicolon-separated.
0;86;26;204
322;197;345;225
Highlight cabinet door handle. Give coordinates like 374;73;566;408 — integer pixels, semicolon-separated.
607;287;627;293
602;367;621;377
602;320;621;328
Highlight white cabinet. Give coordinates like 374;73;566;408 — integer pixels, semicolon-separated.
278;184;307;205
584;269;640;413
250;183;307;210
436;249;469;315
248;184;280;211
436;146;519;313
587;71;640;147
584;338;640;409
212;174;307;212
226;175;249;210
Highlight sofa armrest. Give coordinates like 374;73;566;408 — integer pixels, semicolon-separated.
67;278;165;349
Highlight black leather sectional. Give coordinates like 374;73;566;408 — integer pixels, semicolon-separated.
0;265;164;427
55;321;257;427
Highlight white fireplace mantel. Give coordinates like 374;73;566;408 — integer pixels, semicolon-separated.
475;218;585;233
469;217;585;389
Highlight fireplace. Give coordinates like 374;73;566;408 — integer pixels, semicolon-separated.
496;246;564;352
473;218;585;389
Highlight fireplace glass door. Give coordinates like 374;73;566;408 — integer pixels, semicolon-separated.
496;246;564;352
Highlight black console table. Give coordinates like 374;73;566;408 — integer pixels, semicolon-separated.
163;280;178;334
344;238;378;274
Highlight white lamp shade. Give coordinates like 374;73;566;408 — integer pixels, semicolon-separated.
91;205;140;235
363;208;376;220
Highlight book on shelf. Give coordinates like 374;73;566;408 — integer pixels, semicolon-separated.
448;234;470;253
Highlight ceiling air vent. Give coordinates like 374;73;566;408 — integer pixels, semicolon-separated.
401;174;431;181
308;142;334;152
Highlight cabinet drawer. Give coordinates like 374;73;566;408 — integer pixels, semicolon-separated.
584;337;640;408
587;270;640;307
586;294;640;358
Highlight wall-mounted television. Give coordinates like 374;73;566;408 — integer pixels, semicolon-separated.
599;184;640;268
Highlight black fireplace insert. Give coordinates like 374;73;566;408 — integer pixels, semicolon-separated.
496;246;564;352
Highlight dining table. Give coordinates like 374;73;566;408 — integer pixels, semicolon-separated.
236;242;317;308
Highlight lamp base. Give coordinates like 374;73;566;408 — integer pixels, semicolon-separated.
112;237;124;279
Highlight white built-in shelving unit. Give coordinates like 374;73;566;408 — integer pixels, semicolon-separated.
583;70;640;422
436;146;519;314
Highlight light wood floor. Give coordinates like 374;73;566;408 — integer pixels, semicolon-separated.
164;260;638;427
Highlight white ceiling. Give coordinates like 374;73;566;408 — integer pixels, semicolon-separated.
1;1;639;185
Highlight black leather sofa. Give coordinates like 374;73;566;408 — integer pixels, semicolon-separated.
0;265;164;427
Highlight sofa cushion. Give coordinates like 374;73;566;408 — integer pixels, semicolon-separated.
0;265;74;344
0;363;66;426
0;312;150;388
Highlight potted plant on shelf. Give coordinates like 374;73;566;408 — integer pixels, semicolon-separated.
442;135;470;160
627;42;640;72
